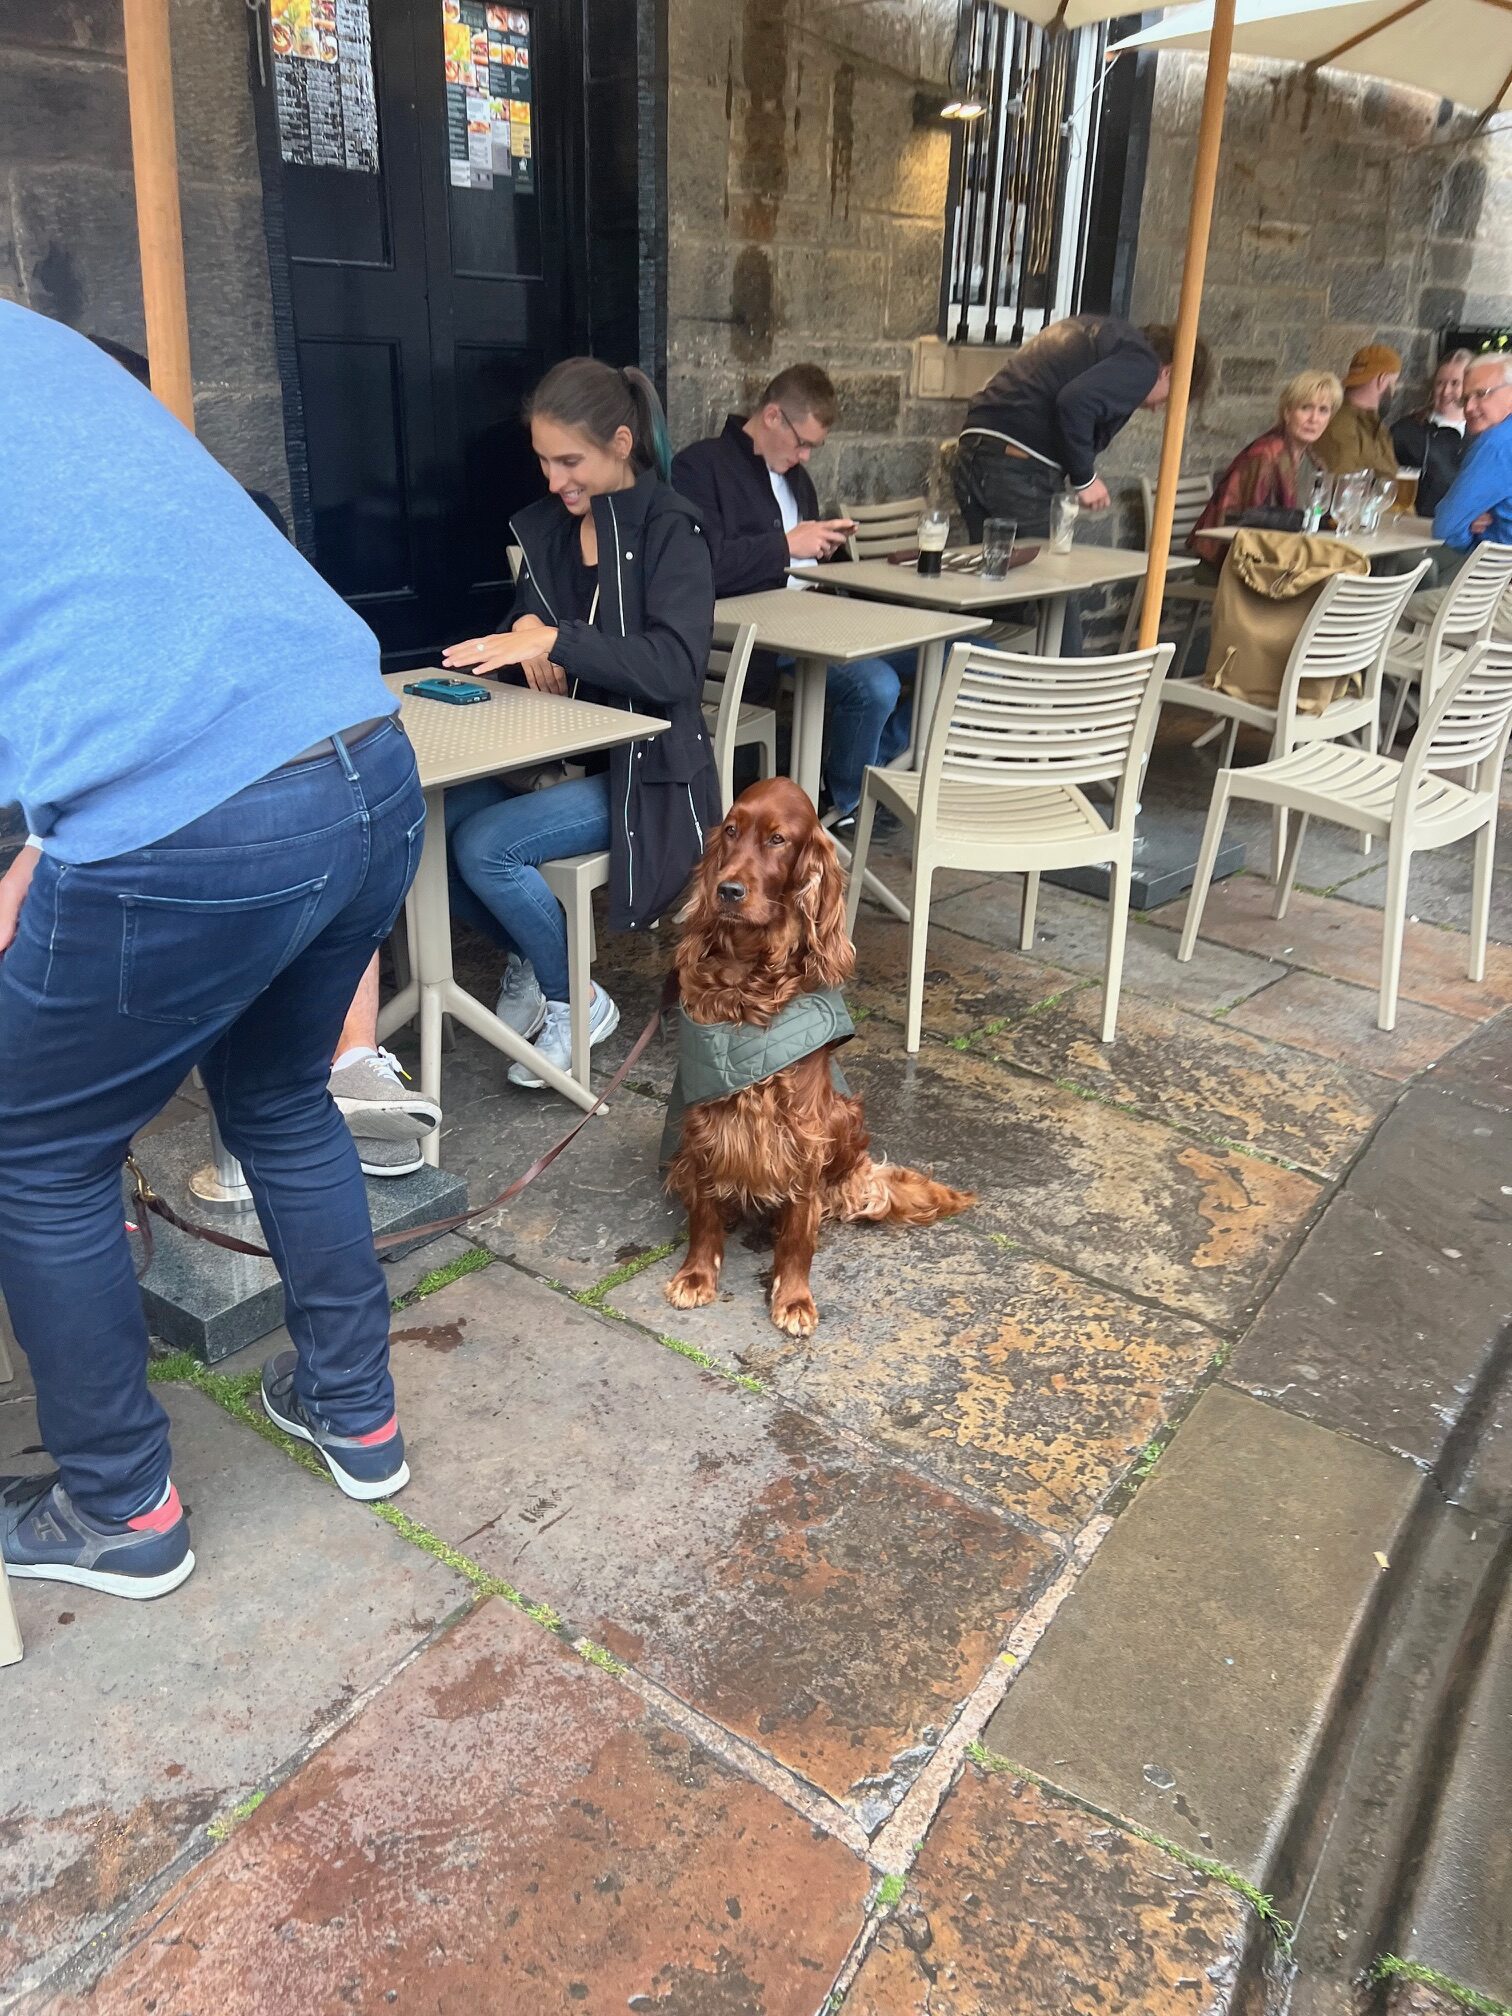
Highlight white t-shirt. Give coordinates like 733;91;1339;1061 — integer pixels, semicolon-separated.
771;468;814;588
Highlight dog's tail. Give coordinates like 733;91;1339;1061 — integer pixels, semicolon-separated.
835;1154;975;1227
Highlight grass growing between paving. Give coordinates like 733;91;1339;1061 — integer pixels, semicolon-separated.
573;1238;766;1394
966;1743;1296;1950
392;1244;492;1308
1371;1959;1512;2016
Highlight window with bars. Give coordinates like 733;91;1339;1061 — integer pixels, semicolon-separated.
942;4;1146;347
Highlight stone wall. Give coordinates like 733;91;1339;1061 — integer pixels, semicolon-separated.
0;0;289;514
664;0;965;506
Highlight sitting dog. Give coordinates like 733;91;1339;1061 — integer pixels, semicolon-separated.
664;777;973;1336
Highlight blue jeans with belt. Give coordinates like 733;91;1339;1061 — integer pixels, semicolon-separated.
0;719;424;1523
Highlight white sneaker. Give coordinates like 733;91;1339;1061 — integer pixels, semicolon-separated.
507;988;620;1089
495;954;547;1039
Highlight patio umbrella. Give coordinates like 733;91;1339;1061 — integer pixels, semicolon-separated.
985;0;1241;647
1110;0;1512;124
122;0;195;430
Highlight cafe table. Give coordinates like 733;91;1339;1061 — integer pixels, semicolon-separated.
711;586;991;803
375;671;668;1148
1198;516;1441;562
795;545;1200;655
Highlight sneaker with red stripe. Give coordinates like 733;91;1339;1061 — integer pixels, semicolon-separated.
259;1351;410;1501
1;1472;195;1599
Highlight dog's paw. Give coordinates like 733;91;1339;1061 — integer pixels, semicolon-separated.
666;1265;718;1310
770;1284;819;1337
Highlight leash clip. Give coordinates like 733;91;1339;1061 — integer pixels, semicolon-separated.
125;1154;157;1208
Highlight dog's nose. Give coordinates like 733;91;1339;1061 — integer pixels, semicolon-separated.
717;880;746;906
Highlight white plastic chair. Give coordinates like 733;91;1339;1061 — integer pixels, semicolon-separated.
0;1310;21;1665
1179;641;1512;1029
1162;564;1429;876
842;495;929;561
538;622;759;1088
845;639;1174;1050
1382;542;1512;749
1119;473;1217;672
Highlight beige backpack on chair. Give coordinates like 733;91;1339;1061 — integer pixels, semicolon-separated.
1203;530;1370;715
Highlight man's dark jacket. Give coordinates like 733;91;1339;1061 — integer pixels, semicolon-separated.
671;414;820;596
1391;411;1467;519
505;469;721;932
964;314;1160;491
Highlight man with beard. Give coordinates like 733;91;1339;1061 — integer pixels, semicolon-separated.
1315;343;1402;480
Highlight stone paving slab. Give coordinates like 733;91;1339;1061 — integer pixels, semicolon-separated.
930;878;1287;1017
612;1223;1221;1540
1147;877;1512;1020
846;911;1081;1038
840;1043;1322;1329
977;985;1396;1178
0;1388;468;1998
1228;1190;1512;1468
1223;970;1477;1083
51;1599;871;2016
1424;1008;1512;1113
1343;1086;1512;1280
983;1384;1421;1882
384;1266;1056;1811
1331;807;1512;943
846;1767;1255;2016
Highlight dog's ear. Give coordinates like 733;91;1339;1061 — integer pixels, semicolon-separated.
795;823;854;989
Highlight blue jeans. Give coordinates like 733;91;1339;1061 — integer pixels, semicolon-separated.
0;720;424;1523
446;773;611;1001
823;654;914;815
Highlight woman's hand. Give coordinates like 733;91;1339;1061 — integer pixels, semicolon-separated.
442;624;561;678
520;657;569;695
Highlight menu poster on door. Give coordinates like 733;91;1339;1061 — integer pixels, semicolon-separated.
443;1;533;193
271;0;379;173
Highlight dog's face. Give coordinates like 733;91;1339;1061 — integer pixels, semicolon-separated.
685;778;853;989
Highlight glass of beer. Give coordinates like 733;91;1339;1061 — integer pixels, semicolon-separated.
1392;467;1420;516
916;508;949;577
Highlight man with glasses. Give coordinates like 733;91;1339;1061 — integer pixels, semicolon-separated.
672;364;908;822
1434;353;1512;554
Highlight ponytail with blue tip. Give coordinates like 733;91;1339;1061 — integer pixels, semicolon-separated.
525;356;672;481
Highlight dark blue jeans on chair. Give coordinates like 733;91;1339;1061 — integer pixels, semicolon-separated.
0;720;424;1524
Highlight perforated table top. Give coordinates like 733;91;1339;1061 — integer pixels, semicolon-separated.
712;589;991;662
383;672;667;790
1200;518;1440;558
793;546;1200;611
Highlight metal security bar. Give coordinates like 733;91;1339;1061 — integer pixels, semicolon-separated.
944;3;1111;345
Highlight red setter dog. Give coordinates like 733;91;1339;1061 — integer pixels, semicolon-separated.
664;777;973;1337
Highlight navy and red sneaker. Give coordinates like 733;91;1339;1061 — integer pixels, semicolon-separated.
259;1351;410;1501
1;1472;195;1599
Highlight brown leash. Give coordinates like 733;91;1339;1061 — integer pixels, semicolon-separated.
126;975;678;1278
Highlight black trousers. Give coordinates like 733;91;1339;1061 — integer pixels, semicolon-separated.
952;435;1082;656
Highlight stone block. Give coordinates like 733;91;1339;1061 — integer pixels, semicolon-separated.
830;366;902;433
985;1384;1422;1882
827;436;934;505
1424;1011;1512;1114
1225;971;1476;1084
194;382;293;516
59;1601;871;2015
0;0;122;49
666;81;731;239
848;1768;1257;2015
776;242;887;338
1327;261;1414;324
380;1266;1056;1808
180;184;278;388
12;165;144;338
667;0;735;89
166;0;263;186
1220;353;1281;398
885;216;945;340
0;1386;467;1996
1435;158;1487;238
0;47;130;171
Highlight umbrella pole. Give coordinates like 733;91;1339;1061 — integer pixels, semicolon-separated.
1137;0;1236;652
123;0;195;431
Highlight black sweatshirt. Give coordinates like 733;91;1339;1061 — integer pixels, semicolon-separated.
963;315;1160;492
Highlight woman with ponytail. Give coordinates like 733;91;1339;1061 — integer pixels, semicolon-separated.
442;357;719;1086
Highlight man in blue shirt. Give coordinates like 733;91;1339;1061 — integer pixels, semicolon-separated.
1433;353;1512;552
0;303;423;1601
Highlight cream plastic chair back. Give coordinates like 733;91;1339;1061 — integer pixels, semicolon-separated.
1404;637;1512;791
1120;473;1217;659
1383;541;1512;747
700;620;761;813
846;640;1172;1048
1139;472;1214;553
1272;566;1427;730
841;495;928;561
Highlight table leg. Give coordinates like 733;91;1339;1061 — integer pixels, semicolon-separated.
386;787;604;1131
790;653;828;806
1037;598;1067;655
902;638;946;771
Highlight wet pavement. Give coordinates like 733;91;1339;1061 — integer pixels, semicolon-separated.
6;746;1511;2016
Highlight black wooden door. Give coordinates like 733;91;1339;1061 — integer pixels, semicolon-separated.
262;0;580;664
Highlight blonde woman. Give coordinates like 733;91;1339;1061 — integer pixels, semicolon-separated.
1189;369;1343;571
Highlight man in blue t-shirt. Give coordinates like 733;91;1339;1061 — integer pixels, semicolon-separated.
0;304;424;1601
1434;353;1512;554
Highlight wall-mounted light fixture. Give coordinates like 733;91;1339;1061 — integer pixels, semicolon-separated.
915;0;987;123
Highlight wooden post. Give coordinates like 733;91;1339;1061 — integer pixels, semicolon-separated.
1137;0;1236;651
123;0;194;431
